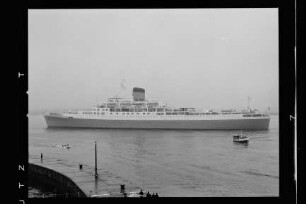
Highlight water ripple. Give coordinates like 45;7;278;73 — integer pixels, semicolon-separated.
240;170;279;179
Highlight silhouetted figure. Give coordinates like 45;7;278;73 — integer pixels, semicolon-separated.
139;189;144;196
41;153;43;161
79;164;83;170
120;184;125;194
155;193;159;197
146;191;151;197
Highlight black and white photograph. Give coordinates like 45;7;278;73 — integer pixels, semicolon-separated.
26;8;281;198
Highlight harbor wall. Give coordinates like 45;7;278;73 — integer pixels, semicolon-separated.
28;163;87;197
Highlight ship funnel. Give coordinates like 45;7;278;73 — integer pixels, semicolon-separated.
132;87;145;101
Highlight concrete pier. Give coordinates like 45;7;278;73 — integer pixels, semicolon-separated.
29;163;86;197
29;155;143;197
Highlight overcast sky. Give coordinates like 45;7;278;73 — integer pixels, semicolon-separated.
28;9;278;112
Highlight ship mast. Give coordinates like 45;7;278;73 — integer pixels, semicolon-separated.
247;96;251;113
118;78;127;98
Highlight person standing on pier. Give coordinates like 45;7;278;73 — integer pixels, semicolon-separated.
41;153;43;161
146;191;151;197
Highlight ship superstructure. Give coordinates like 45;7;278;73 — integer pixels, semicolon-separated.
44;87;270;130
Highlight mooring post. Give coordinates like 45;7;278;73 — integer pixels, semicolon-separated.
95;141;98;178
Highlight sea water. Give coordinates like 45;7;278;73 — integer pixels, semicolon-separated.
28;114;279;197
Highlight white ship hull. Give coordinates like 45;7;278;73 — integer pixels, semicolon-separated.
44;115;270;130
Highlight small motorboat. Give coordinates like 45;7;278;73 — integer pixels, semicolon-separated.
233;131;249;143
55;144;71;149
62;144;71;149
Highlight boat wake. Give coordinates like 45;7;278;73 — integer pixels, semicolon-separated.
240;170;278;179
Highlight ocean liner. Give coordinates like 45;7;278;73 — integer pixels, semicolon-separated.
44;87;270;130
